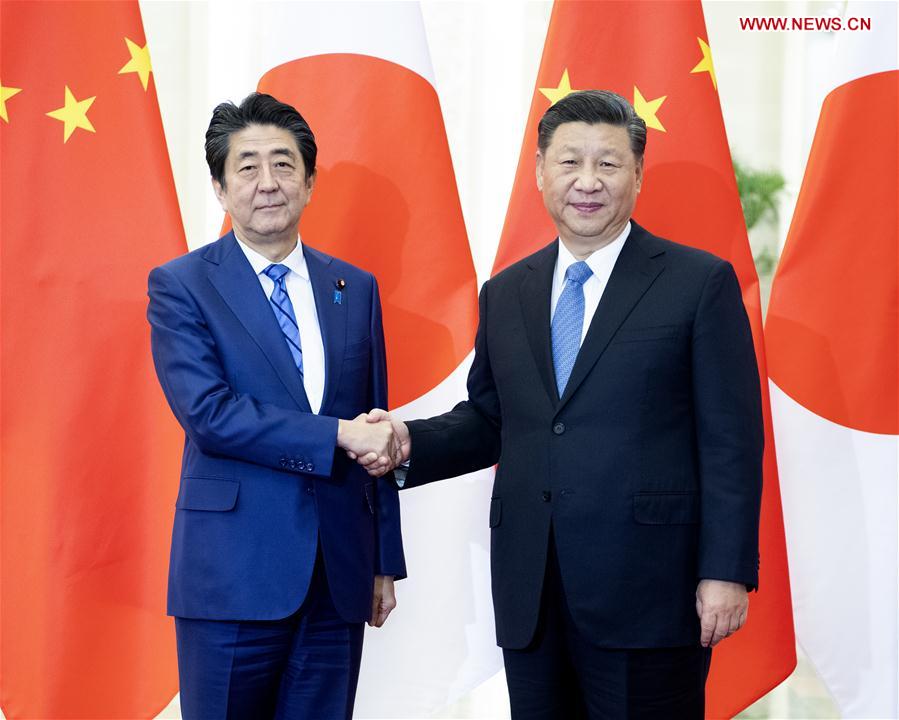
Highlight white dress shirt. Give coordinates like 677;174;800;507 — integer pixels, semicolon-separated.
235;235;326;414
550;222;631;347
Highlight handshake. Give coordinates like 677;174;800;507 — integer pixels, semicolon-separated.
336;409;410;477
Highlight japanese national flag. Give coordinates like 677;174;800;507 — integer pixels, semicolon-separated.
766;2;898;717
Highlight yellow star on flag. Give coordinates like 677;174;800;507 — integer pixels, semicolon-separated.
539;68;576;105
46;86;96;143
118;37;153;91
690;37;717;91
633;86;667;133
0;81;23;123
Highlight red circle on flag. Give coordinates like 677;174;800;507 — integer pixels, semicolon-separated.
257;54;478;408
767;72;898;435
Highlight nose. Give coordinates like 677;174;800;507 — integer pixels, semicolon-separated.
573;162;602;192
258;164;278;191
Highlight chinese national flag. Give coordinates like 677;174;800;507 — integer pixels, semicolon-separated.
495;1;795;716
1;2;184;717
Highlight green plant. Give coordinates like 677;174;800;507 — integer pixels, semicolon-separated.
733;159;786;231
753;246;777;276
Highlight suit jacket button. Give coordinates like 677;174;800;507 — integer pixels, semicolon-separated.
552;422;565;435
279;458;288;468
307;462;314;472
542;490;552;502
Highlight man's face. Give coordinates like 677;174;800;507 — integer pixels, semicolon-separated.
536;121;643;250
213;124;313;248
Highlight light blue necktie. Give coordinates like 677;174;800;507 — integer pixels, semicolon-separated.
551;260;593;396
263;263;303;375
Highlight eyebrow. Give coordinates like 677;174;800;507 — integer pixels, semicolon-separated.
557;144;623;155
236;147;297;161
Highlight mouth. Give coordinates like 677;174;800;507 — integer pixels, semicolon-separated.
570;202;604;214
256;203;284;211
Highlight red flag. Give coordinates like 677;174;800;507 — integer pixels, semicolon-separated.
1;2;184;717
495;1;795;715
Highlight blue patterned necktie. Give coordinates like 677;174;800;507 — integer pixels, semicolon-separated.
263;263;303;375
551;260;593;396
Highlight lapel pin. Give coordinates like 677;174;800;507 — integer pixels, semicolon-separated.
333;278;345;305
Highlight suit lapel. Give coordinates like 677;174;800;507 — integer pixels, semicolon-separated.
304;245;346;417
557;225;666;412
520;241;560;406
206;232;312;412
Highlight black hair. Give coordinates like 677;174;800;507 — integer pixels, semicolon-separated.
537;90;646;160
205;92;317;186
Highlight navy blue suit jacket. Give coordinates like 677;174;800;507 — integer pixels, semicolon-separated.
148;232;405;624
403;222;763;649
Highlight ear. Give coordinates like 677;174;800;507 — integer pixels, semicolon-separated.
535;151;545;192
303;170;316;207
212;177;227;211
634;157;644;193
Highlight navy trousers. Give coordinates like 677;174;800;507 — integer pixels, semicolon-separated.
503;532;712;719
175;551;365;720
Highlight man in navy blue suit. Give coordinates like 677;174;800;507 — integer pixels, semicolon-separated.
148;93;405;719
363;90;763;718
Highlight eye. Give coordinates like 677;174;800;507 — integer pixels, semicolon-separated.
239;164;255;173
275;161;294;169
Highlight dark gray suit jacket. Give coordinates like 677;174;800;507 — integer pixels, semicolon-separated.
402;221;763;650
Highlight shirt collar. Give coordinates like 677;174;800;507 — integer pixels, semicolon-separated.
556;221;631;282
234;233;310;281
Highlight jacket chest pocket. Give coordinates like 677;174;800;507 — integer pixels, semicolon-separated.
341;347;370;376
612;324;679;344
344;337;371;359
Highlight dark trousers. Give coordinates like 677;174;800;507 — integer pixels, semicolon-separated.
175;550;364;720
503;535;711;720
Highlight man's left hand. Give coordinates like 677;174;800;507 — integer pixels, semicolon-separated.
369;575;396;628
695;579;748;647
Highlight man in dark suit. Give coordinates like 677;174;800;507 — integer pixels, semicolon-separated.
148;93;405;719
361;90;763;718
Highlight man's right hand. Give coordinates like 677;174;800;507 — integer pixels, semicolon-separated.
337;414;397;471
346;409;410;477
